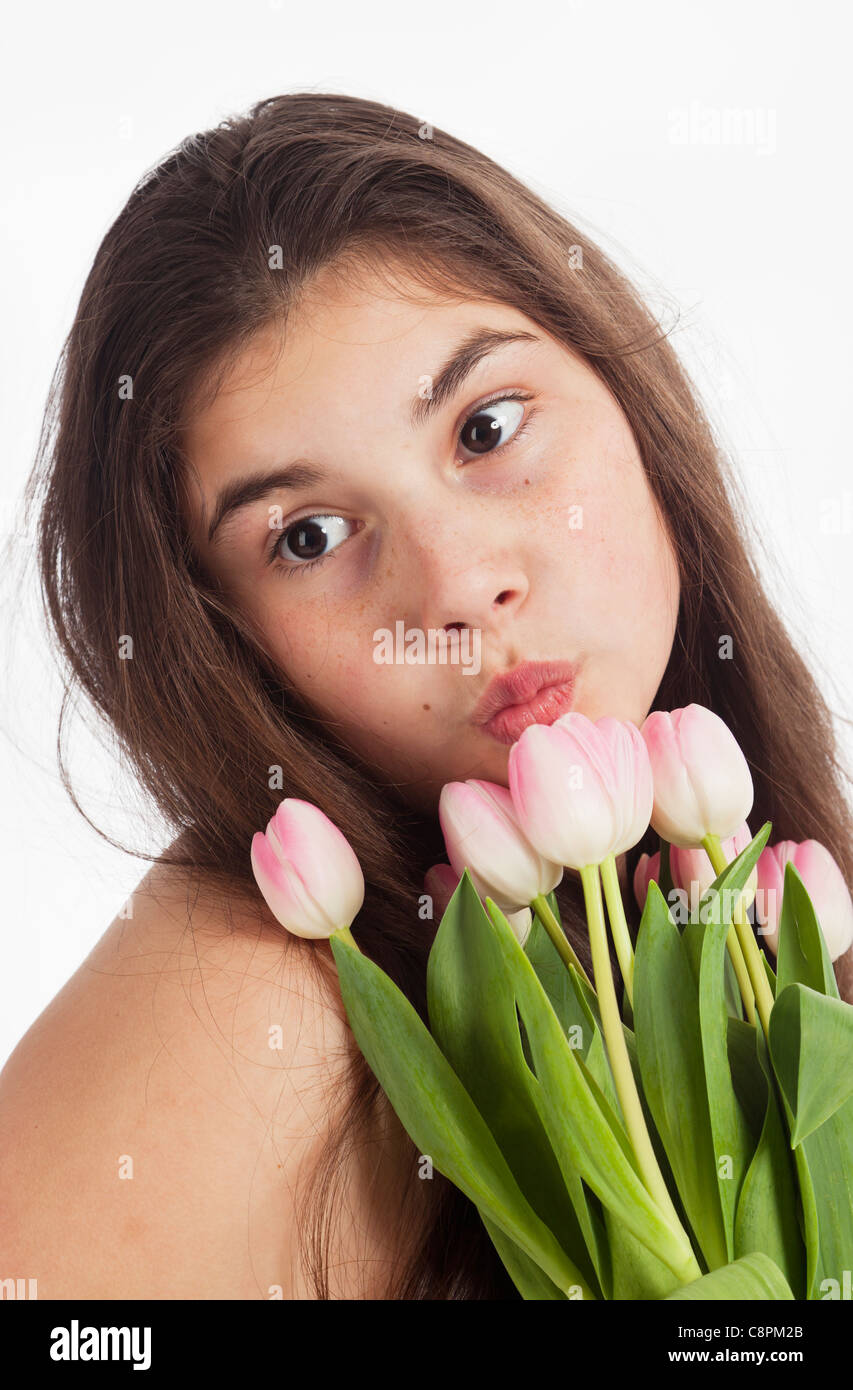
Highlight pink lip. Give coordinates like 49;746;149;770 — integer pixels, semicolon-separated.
473;660;579;745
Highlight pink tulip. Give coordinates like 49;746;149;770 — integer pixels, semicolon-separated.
250;798;365;938
633;823;756;916
424;860;533;945
424;863;460;922
640;704;753;848
754;840;853;961
633;851;660;910
505;906;534;948
438;780;562;913
671;822;757;916
507;714;653;870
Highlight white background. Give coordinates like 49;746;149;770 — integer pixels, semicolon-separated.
1;0;850;1068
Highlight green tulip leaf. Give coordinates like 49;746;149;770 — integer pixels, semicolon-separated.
697;917;755;1261
427;871;607;1297
775;861;840;1000
725;1016;768;1142
768;982;853;1145
634;880;728;1271
478;891;700;1285
682;916;745;1022
694;822;772;930
604;1210;685;1300
764;980;853;1296
531;892;602;1024
663;1251;794;1300
524;911;598;1056
329;925;590;1297
526;905;691;1283
479;1213;570;1299
525;897;642;1135
792;1097;853;1298
733;1024;805;1296
527;901;639;1128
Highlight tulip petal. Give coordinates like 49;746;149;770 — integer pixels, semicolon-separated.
509;721;617;869
439;779;561;910
269;798;364;929
642;706;754;848
250;830;335;937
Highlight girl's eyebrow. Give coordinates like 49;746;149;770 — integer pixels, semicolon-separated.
206;325;541;545
409;326;540;426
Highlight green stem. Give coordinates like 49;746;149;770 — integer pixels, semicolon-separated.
331;923;360;950
702;834;774;1036
678;838;755;1025
530;893;594;992
579;863;701;1281
723;926;756;1026
599;854;634;1007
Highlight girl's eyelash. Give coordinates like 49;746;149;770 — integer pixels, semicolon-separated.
455;389;536;461
269;389;537;579
266;530;341;579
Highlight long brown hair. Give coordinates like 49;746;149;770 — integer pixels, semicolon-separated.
18;91;853;1298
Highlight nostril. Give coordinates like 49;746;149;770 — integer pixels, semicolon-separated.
495;591;511;605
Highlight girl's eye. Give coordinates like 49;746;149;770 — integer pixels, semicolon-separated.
268;514;355;578
457;392;533;459
268;391;536;579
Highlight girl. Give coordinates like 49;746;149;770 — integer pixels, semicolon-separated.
2;91;851;1300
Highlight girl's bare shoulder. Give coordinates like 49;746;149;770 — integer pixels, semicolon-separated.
0;856;418;1299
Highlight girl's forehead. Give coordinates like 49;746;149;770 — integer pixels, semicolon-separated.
184;286;546;445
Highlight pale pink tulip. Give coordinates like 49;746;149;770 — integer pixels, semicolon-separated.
754;840;853;961
438;780;562;913
423;864;460;922
423;862;534;945
633;823;757;916
507;714;653;870
633;851;660;910
670;822;757;916
640;704;753;848
250;798;365;938
506;906;534;948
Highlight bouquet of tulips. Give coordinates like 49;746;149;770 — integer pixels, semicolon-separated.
250;704;853;1301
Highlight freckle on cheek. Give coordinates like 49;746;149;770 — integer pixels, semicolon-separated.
423;703;431;711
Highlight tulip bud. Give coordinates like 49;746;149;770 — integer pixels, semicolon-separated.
754;839;853;961
633;851;660;910
438;780;563;913
508;713;653;870
423;863;460;923
670;822;757;917
423;862;534;945
633;824;757;918
640;704;753;848
506;907;534;948
250;798;365;938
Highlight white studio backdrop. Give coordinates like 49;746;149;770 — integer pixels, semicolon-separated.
1;0;850;1068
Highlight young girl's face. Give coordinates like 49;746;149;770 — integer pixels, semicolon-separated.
182;258;680;814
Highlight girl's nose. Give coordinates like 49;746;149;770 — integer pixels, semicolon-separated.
384;487;530;635
411;544;529;638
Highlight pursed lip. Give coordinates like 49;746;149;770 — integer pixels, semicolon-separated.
472;659;580;727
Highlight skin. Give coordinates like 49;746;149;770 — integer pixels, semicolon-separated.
181;256;681;898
